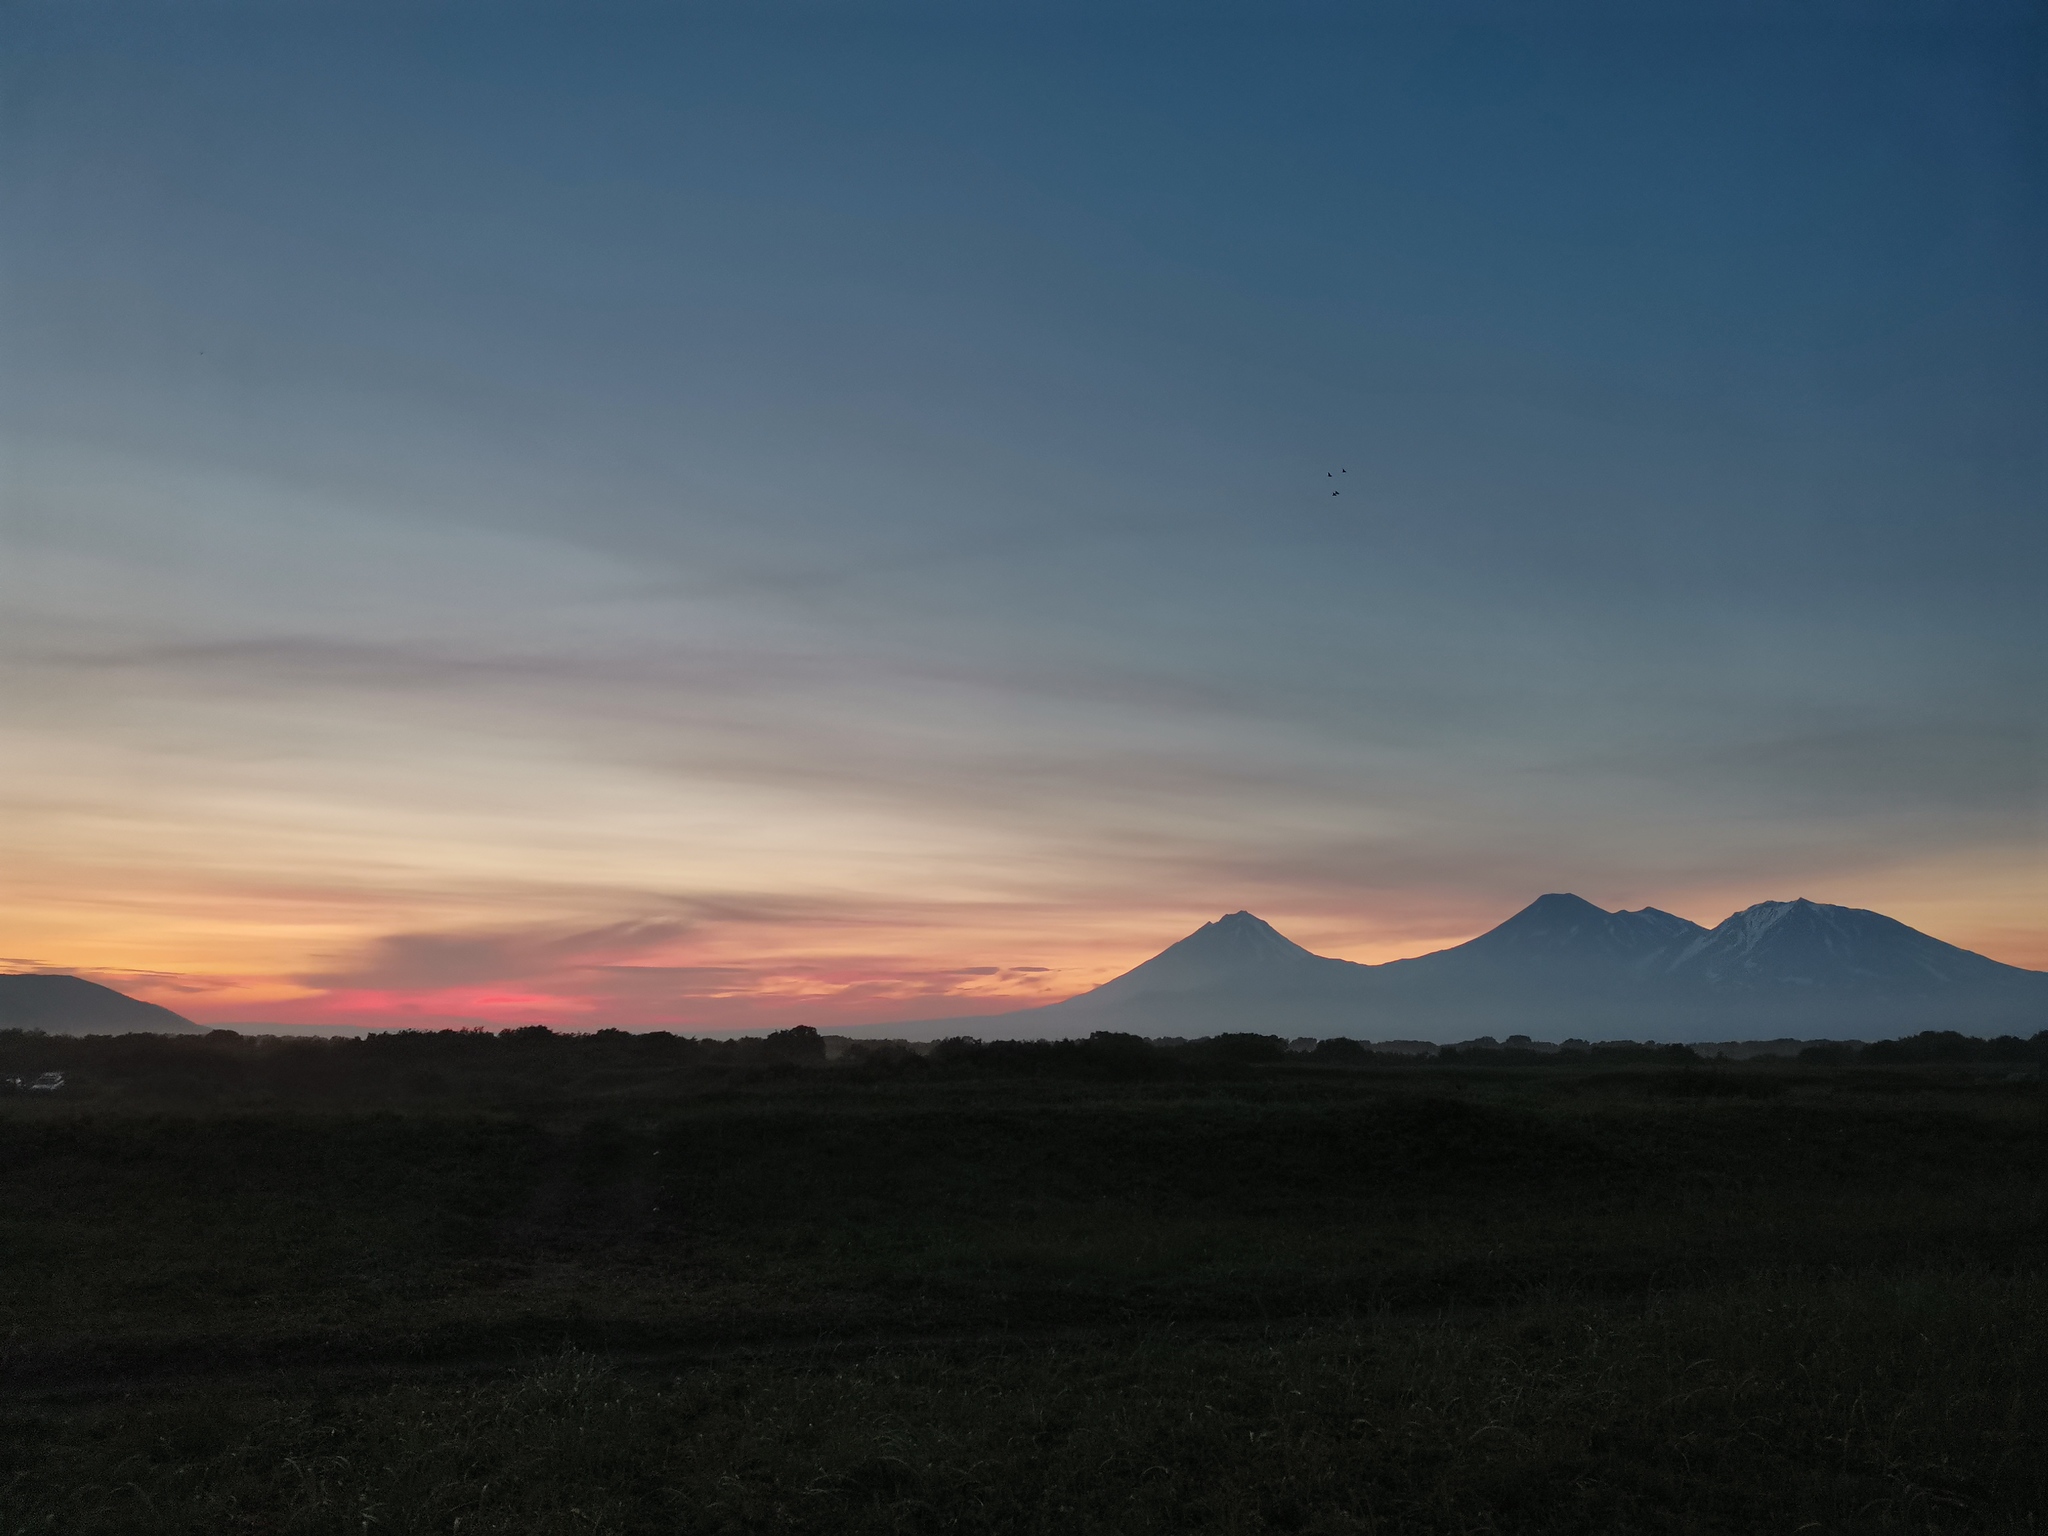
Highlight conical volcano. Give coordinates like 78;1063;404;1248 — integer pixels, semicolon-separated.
995;910;1376;1037
1081;911;1335;998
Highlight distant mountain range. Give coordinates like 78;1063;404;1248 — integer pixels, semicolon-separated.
873;895;2048;1042
0;974;200;1035
10;895;2045;1042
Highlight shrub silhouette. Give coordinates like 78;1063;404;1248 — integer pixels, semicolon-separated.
1313;1037;1368;1063
1207;1032;1286;1064
764;1025;826;1064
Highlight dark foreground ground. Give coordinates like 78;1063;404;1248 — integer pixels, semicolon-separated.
1;1029;2042;1534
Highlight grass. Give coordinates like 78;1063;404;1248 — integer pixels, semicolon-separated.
0;1033;2041;1532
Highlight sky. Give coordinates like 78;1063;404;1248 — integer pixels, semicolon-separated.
3;0;2043;1030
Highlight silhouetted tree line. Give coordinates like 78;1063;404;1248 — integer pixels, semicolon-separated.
1799;1030;2048;1066
0;1025;1322;1101
1435;1040;1705;1066
918;1030;1290;1080
1;1023;2040;1105
0;1023;836;1105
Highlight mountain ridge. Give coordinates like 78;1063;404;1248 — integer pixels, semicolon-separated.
858;895;2047;1042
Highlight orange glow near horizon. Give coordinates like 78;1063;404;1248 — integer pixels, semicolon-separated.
7;663;2042;1031
7;21;2043;1041
9;843;2043;1032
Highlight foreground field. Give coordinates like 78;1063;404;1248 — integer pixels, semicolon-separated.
1;1031;2041;1533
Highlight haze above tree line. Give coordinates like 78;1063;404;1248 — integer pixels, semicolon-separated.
7;891;2041;1043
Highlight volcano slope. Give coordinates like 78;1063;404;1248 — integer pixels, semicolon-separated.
861;897;2048;1043
1;1026;2042;1534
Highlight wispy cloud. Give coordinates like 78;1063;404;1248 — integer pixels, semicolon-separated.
300;918;695;990
267;918;1083;1029
4;6;2040;1020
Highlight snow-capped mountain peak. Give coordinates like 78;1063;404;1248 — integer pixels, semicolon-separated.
1667;898;2028;995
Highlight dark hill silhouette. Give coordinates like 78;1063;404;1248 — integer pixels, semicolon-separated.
856;895;2047;1042
0;974;200;1035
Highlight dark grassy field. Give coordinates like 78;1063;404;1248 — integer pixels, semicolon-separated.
1;1029;2042;1533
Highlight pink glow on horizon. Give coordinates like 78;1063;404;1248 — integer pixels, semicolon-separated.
292;986;597;1023
191;980;1069;1032
26;873;2048;1034
93;953;1096;1032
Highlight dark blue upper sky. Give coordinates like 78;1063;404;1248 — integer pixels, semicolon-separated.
4;1;2043;1021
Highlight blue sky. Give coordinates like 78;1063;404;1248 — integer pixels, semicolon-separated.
3;1;2042;1025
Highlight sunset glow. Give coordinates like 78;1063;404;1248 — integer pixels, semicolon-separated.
5;5;2041;1029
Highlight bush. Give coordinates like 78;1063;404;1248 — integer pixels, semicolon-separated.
1312;1037;1368;1063
763;1024;826;1063
1862;1030;2048;1066
1204;1032;1287;1064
